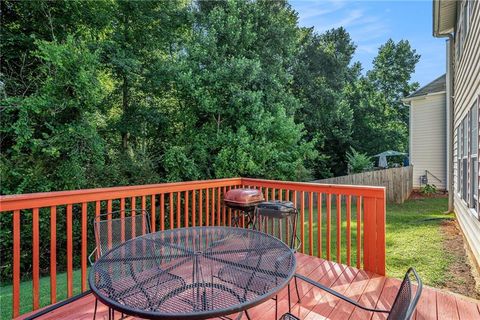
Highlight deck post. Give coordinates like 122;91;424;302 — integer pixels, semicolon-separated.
362;191;386;276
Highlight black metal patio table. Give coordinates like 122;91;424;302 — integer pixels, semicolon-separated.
89;226;297;320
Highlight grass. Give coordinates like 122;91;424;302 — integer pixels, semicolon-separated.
0;269;85;320
384;197;454;285
0;197;452;319
294;196;452;286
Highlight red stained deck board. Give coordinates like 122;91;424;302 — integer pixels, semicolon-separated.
348;272;387;320
327;269;371;320
16;254;480;320
436;290;460;320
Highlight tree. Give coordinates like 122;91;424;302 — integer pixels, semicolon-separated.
1;37;109;194
349;39;420;156
292;27;359;177
367;39;420;127
165;0;316;181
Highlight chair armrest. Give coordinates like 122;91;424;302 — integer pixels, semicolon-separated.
295;274;390;313
88;247;97;266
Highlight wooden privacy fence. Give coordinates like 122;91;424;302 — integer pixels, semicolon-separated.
314;166;413;204
0;177;385;319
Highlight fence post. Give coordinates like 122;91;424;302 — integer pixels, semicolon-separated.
362;190;386;275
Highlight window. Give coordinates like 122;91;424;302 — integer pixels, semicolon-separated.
463;1;469;39
457;127;461;193
463;117;468;202
471;104;478;215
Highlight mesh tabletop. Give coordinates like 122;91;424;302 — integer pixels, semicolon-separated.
89;226;296;319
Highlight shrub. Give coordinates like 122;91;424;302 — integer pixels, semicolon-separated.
421;184;437;196
346;147;373;174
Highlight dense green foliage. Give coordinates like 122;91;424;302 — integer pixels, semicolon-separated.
0;0;420;283
346;147;373;174
1;0;420;192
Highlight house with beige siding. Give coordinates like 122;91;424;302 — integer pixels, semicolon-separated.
404;75;447;190
433;0;480;267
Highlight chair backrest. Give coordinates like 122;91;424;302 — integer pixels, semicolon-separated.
387;267;423;320
93;210;151;257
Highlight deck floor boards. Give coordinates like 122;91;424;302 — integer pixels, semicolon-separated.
17;254;480;320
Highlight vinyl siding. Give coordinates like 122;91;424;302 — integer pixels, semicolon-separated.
452;0;480;268
410;93;447;190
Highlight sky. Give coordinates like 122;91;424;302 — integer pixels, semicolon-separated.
290;0;446;87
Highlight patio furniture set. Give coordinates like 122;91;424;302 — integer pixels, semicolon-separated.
89;188;422;320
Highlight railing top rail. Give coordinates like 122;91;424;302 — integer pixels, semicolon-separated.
0;178;242;212
241;178;386;198
0;177;386;212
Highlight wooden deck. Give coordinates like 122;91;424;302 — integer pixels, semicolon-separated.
18;253;480;320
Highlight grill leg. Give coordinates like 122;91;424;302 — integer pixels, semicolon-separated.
275;294;278;319
93;298;98;320
245;310;252;320
288;283;292;313
294;276;301;303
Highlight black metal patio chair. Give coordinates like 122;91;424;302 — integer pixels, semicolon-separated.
88;210;156;320
286;267;422;320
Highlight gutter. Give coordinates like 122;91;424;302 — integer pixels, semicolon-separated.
433;0;455;212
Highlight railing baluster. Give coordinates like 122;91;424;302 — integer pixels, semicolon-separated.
184;191;189;227
216;187;221;226
211;188;215;226
337;194;342;263
169;193;174;230
33;208;40;309
66;204;73;298
13;210;20;318
120;198;125;242
199;190;203;227
206;188;210;227
308;192;313;256
151;194;156;232
300;191;305;254
227;186;231;227
326;194;331;261
317;193;322;258
222;187;226;226
160;194;165;231
356;196;362;269
346;195;351;266
176;192;181;228
107;199;113;248
363;197;375;273
50;206;57;304
378;197;386;275
132;197;137;237
81;202;87;292
96;200;100;217
192;191;196;227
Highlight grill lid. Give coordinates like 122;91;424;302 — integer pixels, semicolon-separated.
223;188;264;207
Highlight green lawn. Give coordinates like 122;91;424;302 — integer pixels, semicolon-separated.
294;196;452;286
384;197;454;285
0;197;452;319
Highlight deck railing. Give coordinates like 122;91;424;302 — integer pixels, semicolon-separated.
0;177;385;318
